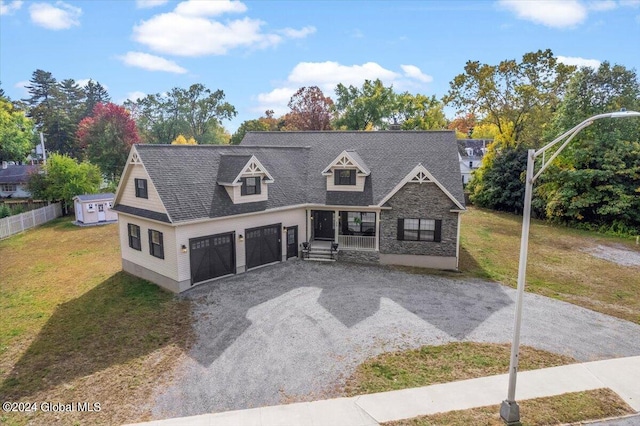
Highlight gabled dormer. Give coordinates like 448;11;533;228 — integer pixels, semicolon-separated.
322;150;370;192
217;154;274;204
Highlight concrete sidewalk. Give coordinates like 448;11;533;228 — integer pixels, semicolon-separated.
129;356;640;426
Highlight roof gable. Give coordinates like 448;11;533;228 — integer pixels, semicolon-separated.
377;164;465;210
322;150;371;176
217;154;275;186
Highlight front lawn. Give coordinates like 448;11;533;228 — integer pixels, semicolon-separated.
0;218;193;426
459;207;640;324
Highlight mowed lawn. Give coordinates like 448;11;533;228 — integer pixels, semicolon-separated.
459;207;640;325
0;219;192;426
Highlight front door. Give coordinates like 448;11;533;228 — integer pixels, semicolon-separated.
313;210;334;240
97;204;106;222
286;226;298;258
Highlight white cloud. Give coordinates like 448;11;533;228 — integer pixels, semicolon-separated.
13;80;29;96
588;1;617;11
498;0;587;28
134;14;282;56
278;26;316;38
0;0;23;15
255;61;433;115
174;0;247;16
401;65;433;83
557;55;601;68
133;1;313;57
118;51;188;74
136;0;168;9
126;91;146;102
29;1;82;30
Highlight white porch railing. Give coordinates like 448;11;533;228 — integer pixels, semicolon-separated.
338;235;376;250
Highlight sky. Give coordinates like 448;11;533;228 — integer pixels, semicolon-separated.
1;0;639;133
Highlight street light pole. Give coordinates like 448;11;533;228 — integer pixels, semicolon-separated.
500;110;640;425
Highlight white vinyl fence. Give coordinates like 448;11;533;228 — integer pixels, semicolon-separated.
0;203;62;240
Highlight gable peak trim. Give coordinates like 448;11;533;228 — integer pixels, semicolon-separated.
322;150;371;176
377;163;465;210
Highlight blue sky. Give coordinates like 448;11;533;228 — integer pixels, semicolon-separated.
1;0;639;133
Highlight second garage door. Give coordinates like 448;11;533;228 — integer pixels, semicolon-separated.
245;224;281;269
190;232;235;285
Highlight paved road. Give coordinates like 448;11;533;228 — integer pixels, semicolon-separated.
151;261;640;419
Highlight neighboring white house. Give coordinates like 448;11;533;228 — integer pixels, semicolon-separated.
74;193;117;225
458;139;490;185
112;131;466;293
0;163;40;198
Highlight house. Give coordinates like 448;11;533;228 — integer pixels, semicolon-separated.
0;163;40;198
73;193;117;225
112;131;465;293
458;139;490;185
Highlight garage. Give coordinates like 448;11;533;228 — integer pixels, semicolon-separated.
245;224;282;269
190;232;235;285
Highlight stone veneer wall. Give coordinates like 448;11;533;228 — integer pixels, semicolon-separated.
379;182;459;257
337;249;380;264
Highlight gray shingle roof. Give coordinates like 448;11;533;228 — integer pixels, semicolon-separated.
0;165;40;184
123;131;464;223
217;155;252;184
74;193;114;202
242;131;464;208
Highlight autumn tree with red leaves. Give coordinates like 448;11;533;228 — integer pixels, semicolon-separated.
286;86;333;130
77;102;140;181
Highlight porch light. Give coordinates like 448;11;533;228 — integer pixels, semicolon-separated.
181;244;187;253
239;234;244;242
283;226;287;232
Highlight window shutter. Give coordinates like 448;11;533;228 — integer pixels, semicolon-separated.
256;178;261;194
240;178;247;195
350;170;356;185
397;219;404;240
434;220;442;242
158;232;164;258
334;170;340;185
148;229;153;255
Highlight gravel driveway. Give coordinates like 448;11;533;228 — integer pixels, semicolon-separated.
152;260;640;419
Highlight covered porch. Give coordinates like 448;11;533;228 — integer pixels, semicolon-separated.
307;209;378;251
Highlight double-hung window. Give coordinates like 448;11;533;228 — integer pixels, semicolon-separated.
241;177;261;195
148;229;164;259
128;224;141;250
335;169;356;186
135;178;148;199
397;218;442;242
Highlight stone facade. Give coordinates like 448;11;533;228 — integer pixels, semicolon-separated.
379;182;459;257
337;249;380;264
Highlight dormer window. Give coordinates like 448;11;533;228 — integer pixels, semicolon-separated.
135;178;148;199
241;177;261;195
335;169;356;186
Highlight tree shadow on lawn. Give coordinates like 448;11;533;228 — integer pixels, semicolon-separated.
1;272;191;400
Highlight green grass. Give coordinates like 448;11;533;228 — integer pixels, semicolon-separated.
385;388;635;426
0;218;193;426
344;342;576;396
459;207;640;324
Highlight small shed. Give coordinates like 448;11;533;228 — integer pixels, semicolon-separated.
73;193;117;225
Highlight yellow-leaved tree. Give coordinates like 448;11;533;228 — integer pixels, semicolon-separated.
171;135;197;145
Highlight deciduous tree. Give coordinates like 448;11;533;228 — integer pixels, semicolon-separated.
171;134;197;145
28;153;101;212
536;62;640;233
286;86;333;130
0;98;35;162
77;103;140;181
333;79;395;130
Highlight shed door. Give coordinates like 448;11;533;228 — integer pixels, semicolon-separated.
246;224;281;269
97;204;106;222
190;232;235;285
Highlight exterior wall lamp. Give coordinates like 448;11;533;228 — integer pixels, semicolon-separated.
238;234;244;242
181;244;187;253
